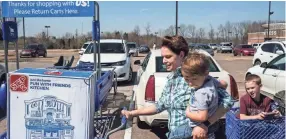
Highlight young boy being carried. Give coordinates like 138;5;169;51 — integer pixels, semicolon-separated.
240;74;280;120
169;52;226;139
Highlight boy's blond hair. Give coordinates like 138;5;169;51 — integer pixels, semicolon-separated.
181;52;209;76
245;74;262;85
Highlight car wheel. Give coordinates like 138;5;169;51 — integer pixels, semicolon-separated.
43;52;47;58
233;52;237;56
127;67;133;82
254;60;261;66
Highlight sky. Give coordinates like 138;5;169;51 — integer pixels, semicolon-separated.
16;1;286;38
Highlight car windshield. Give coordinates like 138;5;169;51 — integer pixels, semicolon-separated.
198;45;211;49
127;43;136;48
155;56;219;72
84;43;125;54
24;45;37;49
223;44;231;46
241;45;253;48
210;44;217;46
82;43;89;49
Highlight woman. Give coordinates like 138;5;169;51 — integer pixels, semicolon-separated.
122;36;233;139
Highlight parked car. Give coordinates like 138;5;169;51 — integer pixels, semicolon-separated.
246;53;285;115
252;43;262;49
208;43;219;50
217;42;233;53
189;43;214;56
139;45;150;53
134;49;239;128
127;42;139;57
20;44;47;58
252;41;285;66
233;44;255;56
78;41;92;55
77;39;133;82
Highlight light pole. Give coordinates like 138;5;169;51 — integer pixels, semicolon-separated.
267;1;274;39
44;25;50;39
175;1;178;35
228;31;232;42
155;32;158;44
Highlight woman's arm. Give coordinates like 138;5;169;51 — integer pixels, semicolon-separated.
122;105;157;118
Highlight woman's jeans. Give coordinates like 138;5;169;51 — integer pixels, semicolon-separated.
168;122;219;139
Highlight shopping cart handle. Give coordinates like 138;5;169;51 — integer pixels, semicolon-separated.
121;107;127;125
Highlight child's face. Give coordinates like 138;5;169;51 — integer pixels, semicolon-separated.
245;81;262;99
182;71;207;89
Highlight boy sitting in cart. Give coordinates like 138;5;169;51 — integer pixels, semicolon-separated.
240;74;281;120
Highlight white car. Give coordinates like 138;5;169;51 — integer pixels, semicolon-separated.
127;42;139;57
252;41;285;66
77;39;133;82
78;41;92;55
134;49;239;127
246;53;285;114
217;42;233;53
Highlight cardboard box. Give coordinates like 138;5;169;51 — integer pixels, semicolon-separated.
7;68;96;139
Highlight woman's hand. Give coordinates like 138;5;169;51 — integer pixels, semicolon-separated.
192;124;208;139
121;110;134;119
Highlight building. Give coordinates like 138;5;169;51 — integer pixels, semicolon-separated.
248;23;285;44
24;96;74;139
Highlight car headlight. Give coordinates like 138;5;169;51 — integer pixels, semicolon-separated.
112;60;126;66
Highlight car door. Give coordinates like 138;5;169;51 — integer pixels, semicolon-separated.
260;54;285;97
38;45;44;55
259;43;275;63
272;55;285;95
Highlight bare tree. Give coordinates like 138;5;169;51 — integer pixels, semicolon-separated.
198;28;205;42
208;24;215;42
164;25;175;36
178;24;188;37
187;24;196;42
133;25;140;44
145;23;151;43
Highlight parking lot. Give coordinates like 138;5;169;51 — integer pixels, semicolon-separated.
0;50;254;138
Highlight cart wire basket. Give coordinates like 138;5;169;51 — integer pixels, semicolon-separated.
226;108;285;139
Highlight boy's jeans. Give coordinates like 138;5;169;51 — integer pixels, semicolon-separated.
168;122;219;139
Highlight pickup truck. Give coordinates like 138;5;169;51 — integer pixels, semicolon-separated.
134;49;239;128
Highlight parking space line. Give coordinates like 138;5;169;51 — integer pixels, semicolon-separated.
124;86;136;139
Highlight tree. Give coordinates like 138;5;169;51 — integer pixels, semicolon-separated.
187;25;196;42
145;23;151;43
208;24;215;42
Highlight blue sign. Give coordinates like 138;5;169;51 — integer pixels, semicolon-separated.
1;1;95;17
2;21;18;42
92;20;100;41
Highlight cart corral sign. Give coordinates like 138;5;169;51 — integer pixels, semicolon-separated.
1;1;95;17
8;68;96;139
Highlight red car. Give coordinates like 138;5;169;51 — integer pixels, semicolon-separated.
233;44;255;56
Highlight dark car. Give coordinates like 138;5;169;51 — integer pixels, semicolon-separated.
233;44;255;56
139;45;150;53
20;44;47;58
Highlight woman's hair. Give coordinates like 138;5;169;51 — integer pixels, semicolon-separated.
161;35;189;57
